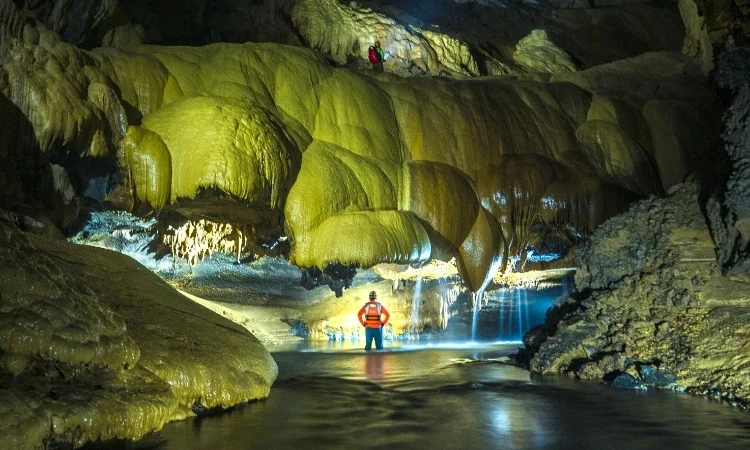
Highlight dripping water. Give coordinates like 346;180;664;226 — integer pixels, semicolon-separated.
410;277;423;338
470;289;486;342
516;288;523;340
523;289;530;340
498;289;506;340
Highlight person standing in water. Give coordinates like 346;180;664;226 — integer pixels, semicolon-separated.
358;290;390;350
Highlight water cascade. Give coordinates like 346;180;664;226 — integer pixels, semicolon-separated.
410;277;423;338
498;291;506;341
523;289;530;339
489;274;575;341
470;289;487;341
516;289;524;341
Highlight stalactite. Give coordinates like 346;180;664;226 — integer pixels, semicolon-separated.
439;283;462;330
0;0;25;57
162;219;252;265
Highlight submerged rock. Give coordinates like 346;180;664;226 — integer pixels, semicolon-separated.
612;373;643;390
638;364;676;388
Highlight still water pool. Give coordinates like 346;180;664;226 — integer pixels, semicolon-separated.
144;342;750;449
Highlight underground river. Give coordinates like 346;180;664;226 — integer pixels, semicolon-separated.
106;341;750;450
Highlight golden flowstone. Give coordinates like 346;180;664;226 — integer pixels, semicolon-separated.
2;37;711;292
0;220;277;448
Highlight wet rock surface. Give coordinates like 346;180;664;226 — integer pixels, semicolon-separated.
516;181;750;407
515;43;750;407
0;216;277;449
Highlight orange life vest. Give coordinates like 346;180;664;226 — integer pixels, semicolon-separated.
363;302;383;327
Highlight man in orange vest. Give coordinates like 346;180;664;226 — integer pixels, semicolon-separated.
358;290;390;350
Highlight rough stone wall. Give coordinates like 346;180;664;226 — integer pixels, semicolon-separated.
10;0;118;44
0;0;718;294
0;0;719;294
712;48;750;274
517;45;750;407
679;0;716;72
679;0;750;71
519;182;750;406
292;0;479;77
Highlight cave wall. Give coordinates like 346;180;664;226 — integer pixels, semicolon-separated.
515;0;750;406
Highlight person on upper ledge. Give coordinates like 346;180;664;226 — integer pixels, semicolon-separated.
358;290;390;350
368;40;385;73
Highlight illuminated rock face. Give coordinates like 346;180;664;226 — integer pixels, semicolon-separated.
0;217;139;373
0;25;714;294
513;51;750;403
292;0;479;77
517;182;750;406
512;29;577;75
0;216;277;448
0;0;716;295
131;95;300;209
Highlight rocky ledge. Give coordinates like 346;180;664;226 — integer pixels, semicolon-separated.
0;215;277;449
515;181;750;407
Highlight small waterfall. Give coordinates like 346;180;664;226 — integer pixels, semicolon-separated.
470;289;486;341
503;287;540;341
523;289;530;339
562;272;574;295
516;288;523;340
410;277;423;338
488;272;579;342
498;289;506;340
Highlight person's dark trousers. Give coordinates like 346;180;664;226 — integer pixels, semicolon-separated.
365;326;383;350
373;62;384;72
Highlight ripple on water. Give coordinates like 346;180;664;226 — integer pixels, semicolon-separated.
113;344;750;450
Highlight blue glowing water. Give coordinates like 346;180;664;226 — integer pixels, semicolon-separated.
471;277;573;342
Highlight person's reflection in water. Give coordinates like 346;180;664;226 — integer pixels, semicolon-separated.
365;353;386;383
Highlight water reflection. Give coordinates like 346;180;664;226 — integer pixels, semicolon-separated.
364;353;387;383
140;343;750;450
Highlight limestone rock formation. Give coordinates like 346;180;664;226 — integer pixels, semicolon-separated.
549;3;685;69
10;0;118;44
292;0;479;77
1;0;748;445
101;0;300;47
0;216;277;449
0;0;717;294
512;0;750;415
513;29;577;75
677;0;750;74
517;182;750;406
679;0;716;72
713;48;750;275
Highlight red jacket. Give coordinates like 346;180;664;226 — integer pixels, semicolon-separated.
358;300;390;328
